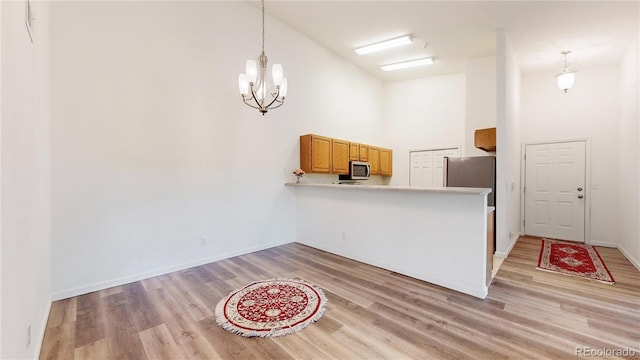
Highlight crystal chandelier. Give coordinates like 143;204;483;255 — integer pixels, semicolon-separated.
238;0;287;115
556;50;576;93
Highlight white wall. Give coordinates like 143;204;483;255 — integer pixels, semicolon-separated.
520;66;620;246
1;1;52;359
50;1;384;299
465;56;497;157
496;31;521;257
618;37;640;268
383;74;466;186
1;3;3;356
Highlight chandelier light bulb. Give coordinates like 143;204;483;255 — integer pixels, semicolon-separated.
246;60;257;84
238;74;249;96
280;78;288;98
257;82;266;101
272;64;283;86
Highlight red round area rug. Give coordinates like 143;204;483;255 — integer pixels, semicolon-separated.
215;278;327;338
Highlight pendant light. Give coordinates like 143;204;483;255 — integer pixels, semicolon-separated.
556;50;576;93
238;0;287;115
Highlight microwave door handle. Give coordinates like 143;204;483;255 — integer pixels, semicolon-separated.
366;165;370;177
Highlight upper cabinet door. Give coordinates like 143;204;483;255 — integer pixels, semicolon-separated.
380;148;393;176
359;145;368;162
332;139;350;174
474;127;496;152
300;134;332;173
369;147;380;175
349;143;360;161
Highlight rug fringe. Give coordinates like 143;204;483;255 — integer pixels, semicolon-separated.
535;266;615;285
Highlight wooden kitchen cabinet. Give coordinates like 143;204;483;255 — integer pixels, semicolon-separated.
475;127;496;152
299;134;332;173
349;143;360;161
359;145;368;162
380;148;393;176
368;147;380;175
332;139;350;174
300;134;391;176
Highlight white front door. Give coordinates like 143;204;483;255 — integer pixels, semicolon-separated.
524;141;586;242
410;148;460;188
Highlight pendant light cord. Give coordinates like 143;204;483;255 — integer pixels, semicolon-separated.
561;50;570;71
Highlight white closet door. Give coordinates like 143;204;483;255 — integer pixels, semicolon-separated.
410;151;434;187
410;148;459;188
433;148;460;187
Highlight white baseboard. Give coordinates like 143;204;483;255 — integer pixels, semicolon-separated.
33;296;52;360
51;239;293;301
618;244;640;271
495;232;519;258
589;241;617;248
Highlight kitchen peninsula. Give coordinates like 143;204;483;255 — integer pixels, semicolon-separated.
286;183;493;299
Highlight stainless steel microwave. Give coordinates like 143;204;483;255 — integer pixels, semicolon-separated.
339;161;370;180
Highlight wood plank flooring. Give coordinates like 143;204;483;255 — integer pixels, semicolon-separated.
40;236;640;359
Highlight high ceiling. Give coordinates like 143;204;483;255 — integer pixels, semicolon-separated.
260;1;639;82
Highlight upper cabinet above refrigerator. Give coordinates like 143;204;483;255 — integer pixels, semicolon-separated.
474;127;496;152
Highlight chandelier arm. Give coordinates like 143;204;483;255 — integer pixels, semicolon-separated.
262;88;281;109
248;86;267;110
242;96;262;110
269;100;285;110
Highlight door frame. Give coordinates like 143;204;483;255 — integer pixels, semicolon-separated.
520;138;592;244
408;146;461;187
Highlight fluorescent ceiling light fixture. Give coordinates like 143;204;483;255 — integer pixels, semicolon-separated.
355;35;413;55
381;57;434;71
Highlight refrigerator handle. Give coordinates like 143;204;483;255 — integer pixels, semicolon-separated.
443;157;449;187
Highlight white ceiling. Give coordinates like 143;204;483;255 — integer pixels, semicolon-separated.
259;1;639;82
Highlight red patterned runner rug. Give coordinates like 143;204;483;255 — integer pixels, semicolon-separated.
215;278;328;337
537;238;615;284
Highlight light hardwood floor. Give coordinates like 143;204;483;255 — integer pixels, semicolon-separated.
40;236;640;359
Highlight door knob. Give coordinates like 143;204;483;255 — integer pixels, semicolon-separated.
577;187;583;191
578;195;584;199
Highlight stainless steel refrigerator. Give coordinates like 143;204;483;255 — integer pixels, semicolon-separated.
444;156;496;250
443;156;496;206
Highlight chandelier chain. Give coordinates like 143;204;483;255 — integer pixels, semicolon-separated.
261;0;265;53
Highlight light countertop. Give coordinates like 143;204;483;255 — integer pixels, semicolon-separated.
285;182;492;195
